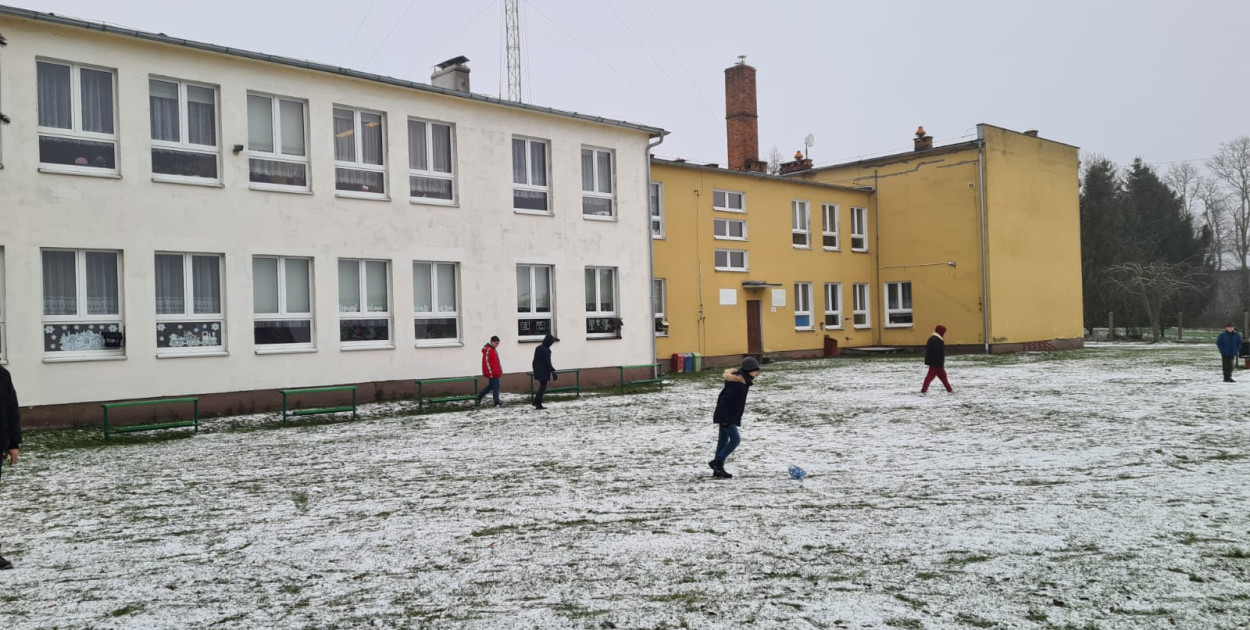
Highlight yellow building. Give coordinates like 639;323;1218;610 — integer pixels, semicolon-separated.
649;59;1083;366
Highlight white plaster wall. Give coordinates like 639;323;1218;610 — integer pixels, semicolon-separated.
0;17;657;407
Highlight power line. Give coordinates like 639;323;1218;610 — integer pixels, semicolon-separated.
401;0;499;80
337;0;379;65
359;0;419;71
638;0;723;141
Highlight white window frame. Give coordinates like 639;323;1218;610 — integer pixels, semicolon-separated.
338;259;392;349
851;206;869;252
247;92;310;192
36;59;119;176
653;278;668;337
712;189;746;213
413;261;461;348
40;248;125;359
517;264;555;341
794;282;813;330
584;267;620;339
154;252;225;357
823;282;843;329
407;117;456;205
714;249;749;272
252;256;315;351
512;136;551;214
852;283;870;329
884;281;914;328
713;218;748;241
333;106;387;199
822;203;840;250
792;200;811;248
148;76;220;185
650;181;665;238
581;146;616;219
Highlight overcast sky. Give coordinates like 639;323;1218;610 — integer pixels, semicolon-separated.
8;0;1249;172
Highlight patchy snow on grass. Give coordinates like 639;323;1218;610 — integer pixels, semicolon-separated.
4;344;1249;629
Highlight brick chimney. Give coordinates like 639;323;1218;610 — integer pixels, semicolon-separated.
431;56;471;92
725;57;766;172
913;126;933;151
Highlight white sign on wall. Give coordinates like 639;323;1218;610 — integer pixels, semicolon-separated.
771;289;786;307
719;289;737;306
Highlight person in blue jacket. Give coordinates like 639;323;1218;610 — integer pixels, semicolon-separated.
1216;322;1242;383
708;356;760;479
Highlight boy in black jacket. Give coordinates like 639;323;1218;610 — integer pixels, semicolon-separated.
921;324;953;394
0;365;21;570
709;356;760;479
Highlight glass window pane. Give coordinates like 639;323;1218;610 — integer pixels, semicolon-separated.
535;267;551;313
333;108;355;162
37;62;73;129
361;112;384;166
517;266;531;312
247;95;274;153
584;269;596;311
597;151;612;193
730;193;743;210
79;68;115;135
581;148;594;191
149;79;180;142
285;258;311;313
154;254;185;315
84;252;119;315
279;100;306;156
366;261;388;312
42;250;77;315
600;269;614;312
338;260;361;313
531;141;547;186
431;123;452;173
413;263;432;312
192;255;222;314
410;120;429;171
186;85;217;147
512;138;527;184
436;264;457;313
253;258;279;314
713;190;726;208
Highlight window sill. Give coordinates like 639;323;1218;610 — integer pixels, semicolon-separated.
335;192;391;202
514;209;553;217
824;325;845;331
250;184;313;195
39;166;121;179
652;235;666;240
410;198;459;208
415;340;464;349
341;343;396;352
255;346;318;355
824;247;841;252
582;215;618;222
713;208;746;214
795;327;816;332
714;267;749;273
157;350;229;359
654;333;669;338
793;245;813;250
713;237;748;242
586;335;622;340
853;325;872;330
43;353;127;363
518;338;548;344
851;249;869;254
884;324;914;329
153;176;224;188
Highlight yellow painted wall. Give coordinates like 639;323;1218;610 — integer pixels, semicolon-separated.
981;126;1084;344
651;162;874;361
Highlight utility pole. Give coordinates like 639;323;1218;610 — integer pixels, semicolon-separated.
504;0;522;102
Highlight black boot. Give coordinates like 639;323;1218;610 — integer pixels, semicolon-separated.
0;545;11;570
711;460;732;479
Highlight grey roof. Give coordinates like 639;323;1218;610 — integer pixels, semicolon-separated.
0;5;666;138
651;158;873;193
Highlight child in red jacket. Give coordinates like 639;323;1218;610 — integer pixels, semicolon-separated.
477;336;503;407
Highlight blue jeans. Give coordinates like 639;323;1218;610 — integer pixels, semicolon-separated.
714;423;741;462
477;378;500;405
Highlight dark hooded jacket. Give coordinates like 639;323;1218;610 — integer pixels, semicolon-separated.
531;334;557;381
924;331;946;368
0;365;20;454
712;368;754;427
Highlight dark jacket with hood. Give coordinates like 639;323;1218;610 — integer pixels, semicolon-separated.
0;365;20;454
712;369;754;427
1217;328;1242;357
531;334;558;381
924;327;947;368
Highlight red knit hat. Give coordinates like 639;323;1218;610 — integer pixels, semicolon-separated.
935;325;947;335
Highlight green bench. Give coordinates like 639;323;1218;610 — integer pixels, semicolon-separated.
280;386;357;425
416;376;480;412
619;363;664;394
528;369;581;403
101;397;199;439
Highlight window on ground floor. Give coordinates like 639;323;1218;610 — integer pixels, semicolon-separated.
653;278;668;336
517;264;554;340
885;281;913;327
794;282;813;330
155;252;224;354
585;267;619;338
414;261;460;346
824;282;842;328
41;248;125;356
339;259;391;346
253;256;314;348
852;283;870;328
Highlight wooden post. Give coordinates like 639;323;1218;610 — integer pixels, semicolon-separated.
1244;311;1248;337
1177;312;1183;341
1108;311;1114;340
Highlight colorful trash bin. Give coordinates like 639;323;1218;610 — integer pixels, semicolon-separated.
683;353;694;372
692;352;703;372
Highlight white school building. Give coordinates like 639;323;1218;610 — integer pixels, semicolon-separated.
0;6;664;424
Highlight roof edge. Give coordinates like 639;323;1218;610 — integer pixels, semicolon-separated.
651;158;874;193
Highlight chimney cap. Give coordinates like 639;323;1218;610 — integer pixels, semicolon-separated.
436;56;470;70
1023;129;1039;137
915;126;927;138
736;55;747;65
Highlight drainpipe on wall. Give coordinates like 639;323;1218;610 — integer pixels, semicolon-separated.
646;133;666;372
977;139;991;354
873;171;882;347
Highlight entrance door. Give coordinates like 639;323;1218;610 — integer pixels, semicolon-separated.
746;300;763;355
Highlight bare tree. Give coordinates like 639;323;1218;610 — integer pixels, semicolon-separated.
766;146;782;176
1208;136;1250;309
1196;175;1233;270
1165;162;1200;216
1104;262;1212;341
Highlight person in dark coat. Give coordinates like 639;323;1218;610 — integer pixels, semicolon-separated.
708;356;760;479
921;324;953;394
531;334;559;410
0;365;21;570
477;336;504;406
1216;322;1242;383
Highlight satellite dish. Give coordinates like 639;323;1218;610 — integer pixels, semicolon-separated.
804;134;815;148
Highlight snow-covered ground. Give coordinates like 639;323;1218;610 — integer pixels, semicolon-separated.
4;344;1249;629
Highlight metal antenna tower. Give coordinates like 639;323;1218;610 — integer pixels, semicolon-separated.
504;0;523;102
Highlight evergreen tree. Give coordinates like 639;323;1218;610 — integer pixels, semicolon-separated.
1079;157;1128;332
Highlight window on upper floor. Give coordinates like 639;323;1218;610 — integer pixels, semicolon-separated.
333;106;386;198
154;252;224;355
338;259;391;347
36;60;118;175
247;93;309;191
885;281;914;327
512;136;550;213
41;248;125;358
792;200;811;248
852;283;870;328
253;256;314;349
712;189;745;212
714;218;747;241
794;282;813;330
822;203;840;250
824;282;843;329
851;206;869;252
414;261;460;346
650;182;665;238
581;147;615;218
149;78;219;183
517;264;554;340
585;267;619;338
714;249;748;272
408;118;455;203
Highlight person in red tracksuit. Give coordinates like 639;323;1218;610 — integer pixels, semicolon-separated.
921;324;953;395
477;336;503;407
